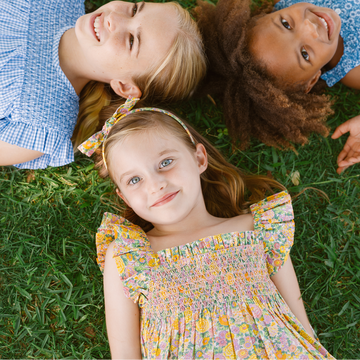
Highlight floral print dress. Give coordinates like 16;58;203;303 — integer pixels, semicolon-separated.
96;192;334;359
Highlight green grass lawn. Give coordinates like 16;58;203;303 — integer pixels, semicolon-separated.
1;1;360;358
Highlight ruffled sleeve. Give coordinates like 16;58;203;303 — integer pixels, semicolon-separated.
250;191;294;276
96;213;153;306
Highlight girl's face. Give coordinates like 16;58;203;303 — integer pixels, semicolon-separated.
75;1;178;95
250;3;341;92
109;129;207;226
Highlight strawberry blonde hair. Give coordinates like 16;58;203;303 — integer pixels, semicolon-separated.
94;112;285;231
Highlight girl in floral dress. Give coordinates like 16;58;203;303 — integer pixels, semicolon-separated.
78;98;335;359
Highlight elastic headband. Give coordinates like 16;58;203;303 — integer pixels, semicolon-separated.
78;97;196;169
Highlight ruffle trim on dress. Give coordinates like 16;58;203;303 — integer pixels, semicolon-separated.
0;120;74;169
250;191;295;276
96;212;153;306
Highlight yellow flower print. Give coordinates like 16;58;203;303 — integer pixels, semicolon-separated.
184;308;193;323
226;273;235;285
151;348;161;357
196;351;203;358
275;350;287;359
172;319;179;330
240;324;248;333
172;254;179;262
219;315;229;326
126;253;133;261
225;332;232;340
195;318;210;333
148;258;158;267
223;343;236;358
268;324;278;337
202;337;210;345
280;246;286;253
114;257;125;274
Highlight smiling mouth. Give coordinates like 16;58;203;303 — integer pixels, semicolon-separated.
151;191;179;207
318;15;329;37
93;15;101;41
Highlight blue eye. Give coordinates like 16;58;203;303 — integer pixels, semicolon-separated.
129;176;141;185
132;1;138;16
301;47;310;61
160;159;173;168
281;18;291;30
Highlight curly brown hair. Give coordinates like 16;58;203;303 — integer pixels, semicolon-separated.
195;0;334;149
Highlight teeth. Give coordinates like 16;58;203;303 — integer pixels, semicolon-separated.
319;16;328;33
94;16;100;40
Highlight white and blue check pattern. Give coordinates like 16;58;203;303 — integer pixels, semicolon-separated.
0;0;84;169
275;0;360;87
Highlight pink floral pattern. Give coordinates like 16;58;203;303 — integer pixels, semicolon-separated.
96;191;335;359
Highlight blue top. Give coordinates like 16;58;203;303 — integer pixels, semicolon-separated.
0;0;84;169
274;0;359;87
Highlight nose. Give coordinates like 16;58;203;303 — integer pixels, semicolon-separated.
105;11;128;33
148;174;167;194
303;18;319;39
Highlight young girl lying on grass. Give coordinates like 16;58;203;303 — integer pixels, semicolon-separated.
0;0;205;169
78;98;334;359
196;0;360;174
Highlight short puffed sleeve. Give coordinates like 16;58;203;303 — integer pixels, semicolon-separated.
250;191;295;276
96;213;154;306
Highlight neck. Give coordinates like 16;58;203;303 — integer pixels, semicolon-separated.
326;35;344;71
147;197;224;251
58;28;91;95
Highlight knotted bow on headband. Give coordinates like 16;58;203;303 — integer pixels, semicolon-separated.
78;97;140;157
78;97;196;167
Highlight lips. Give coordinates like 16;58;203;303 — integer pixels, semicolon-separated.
313;11;334;40
151;191;179;207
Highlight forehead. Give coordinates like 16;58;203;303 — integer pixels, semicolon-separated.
109;127;191;166
250;13;313;84
138;3;178;64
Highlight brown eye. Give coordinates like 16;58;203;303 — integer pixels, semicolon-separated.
281;18;291;30
130;34;134;50
301;47;310;61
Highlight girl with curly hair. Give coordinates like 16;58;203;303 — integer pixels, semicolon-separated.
196;0;360;174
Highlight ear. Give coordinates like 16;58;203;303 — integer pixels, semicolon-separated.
116;188;131;207
110;79;142;99
195;143;208;175
305;70;321;94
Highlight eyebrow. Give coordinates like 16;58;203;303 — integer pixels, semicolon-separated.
135;1;145;58
119;170;135;184
158;149;179;156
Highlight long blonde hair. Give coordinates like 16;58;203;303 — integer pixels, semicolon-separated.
73;2;206;149
94;112;285;232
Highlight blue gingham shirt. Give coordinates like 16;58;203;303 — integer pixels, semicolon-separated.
0;0;84;169
275;0;360;87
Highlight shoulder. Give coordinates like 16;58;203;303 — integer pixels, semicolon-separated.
250;191;293;225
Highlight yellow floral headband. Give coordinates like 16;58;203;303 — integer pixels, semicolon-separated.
78;97;196;168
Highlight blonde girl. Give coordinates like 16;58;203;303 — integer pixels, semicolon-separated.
78;98;335;359
0;0;205;169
